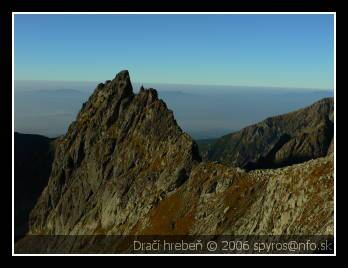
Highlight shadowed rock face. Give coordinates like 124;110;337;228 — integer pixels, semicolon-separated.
14;132;57;240
203;97;334;170
16;71;334;253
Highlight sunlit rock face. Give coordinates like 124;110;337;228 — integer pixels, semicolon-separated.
28;70;201;235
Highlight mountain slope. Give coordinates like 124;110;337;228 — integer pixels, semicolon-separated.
16;154;334;253
202;97;334;169
16;71;334;253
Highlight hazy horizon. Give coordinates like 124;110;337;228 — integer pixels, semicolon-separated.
14;79;333;92
14;80;333;139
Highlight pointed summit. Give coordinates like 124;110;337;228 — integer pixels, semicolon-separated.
113;70;131;86
139;85;145;93
108;70;133;99
28;70;201;235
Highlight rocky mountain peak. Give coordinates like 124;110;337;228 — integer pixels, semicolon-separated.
109;70;133;98
16;71;334;252
28;70;201;235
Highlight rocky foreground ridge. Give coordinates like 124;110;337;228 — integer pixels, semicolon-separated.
16;71;334;253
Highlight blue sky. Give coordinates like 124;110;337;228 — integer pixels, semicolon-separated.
14;14;334;89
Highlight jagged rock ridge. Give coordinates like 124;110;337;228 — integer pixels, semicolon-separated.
203;97;334;169
16;71;334;253
29;70;200;235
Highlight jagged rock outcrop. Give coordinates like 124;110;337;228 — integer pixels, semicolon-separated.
203;98;334;169
16;71;334;253
28;70;200;235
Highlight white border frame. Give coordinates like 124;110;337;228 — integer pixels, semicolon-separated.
12;12;336;256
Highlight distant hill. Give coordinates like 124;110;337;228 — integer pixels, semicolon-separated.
200;98;334;169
